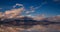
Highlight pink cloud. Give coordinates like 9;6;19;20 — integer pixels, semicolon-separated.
33;14;45;21
4;7;24;18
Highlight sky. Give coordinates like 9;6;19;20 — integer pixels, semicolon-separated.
0;0;60;17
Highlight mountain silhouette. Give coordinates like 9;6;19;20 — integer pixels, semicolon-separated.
0;16;60;27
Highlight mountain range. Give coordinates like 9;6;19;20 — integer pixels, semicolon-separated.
0;16;60;26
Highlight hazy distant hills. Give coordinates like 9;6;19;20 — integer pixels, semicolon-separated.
46;16;60;22
0;16;60;32
0;16;60;26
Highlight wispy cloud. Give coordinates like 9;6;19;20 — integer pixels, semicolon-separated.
0;8;2;10
30;6;35;12
29;1;47;13
13;3;24;8
30;6;40;12
25;11;31;15
53;0;60;2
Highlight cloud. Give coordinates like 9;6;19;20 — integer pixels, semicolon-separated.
26;15;32;17
0;12;3;18
30;6;40;12
24;6;35;15
30;6;34;11
53;0;60;2
29;1;47;13
33;14;45;21
0;8;2;10
25;11;30;15
25;6;41;15
57;15;60;16
24;1;47;17
0;3;24;19
25;6;37;16
13;3;24;8
0;3;24;18
0;3;46;20
4;7;24;18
